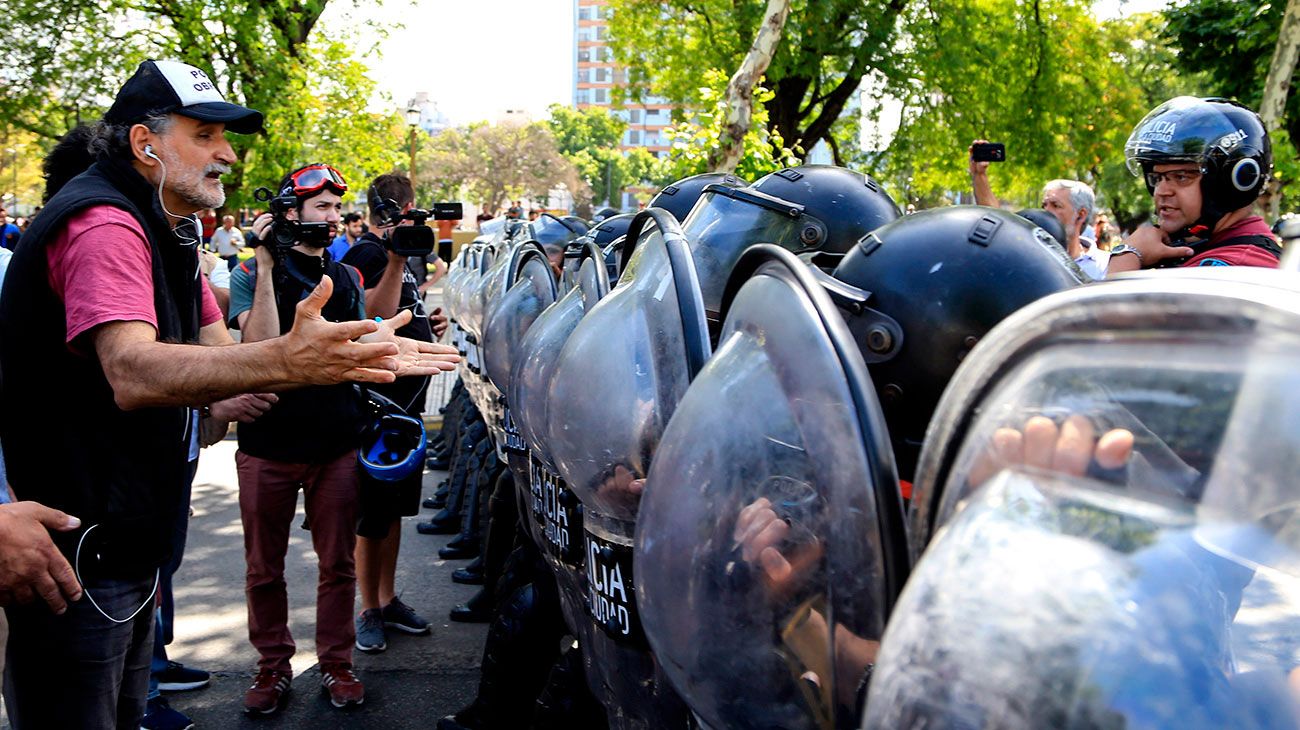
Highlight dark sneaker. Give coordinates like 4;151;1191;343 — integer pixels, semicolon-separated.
321;665;365;708
243;668;292;716
355;607;387;653
155;660;211;692
382;596;431;635
141;696;194;730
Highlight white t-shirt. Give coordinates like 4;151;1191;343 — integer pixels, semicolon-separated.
211;226;243;257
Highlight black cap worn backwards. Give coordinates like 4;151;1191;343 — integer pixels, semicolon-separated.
103;60;263;134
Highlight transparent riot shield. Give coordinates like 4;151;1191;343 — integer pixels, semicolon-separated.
482;242;561;540
865;268;1300;730
544;208;711;729
637;245;907;730
508;244;617;681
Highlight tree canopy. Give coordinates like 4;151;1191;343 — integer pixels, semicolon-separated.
0;0;404;211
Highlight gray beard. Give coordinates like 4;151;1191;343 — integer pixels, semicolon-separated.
161;151;226;209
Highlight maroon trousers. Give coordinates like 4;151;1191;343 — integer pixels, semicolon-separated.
236;449;359;672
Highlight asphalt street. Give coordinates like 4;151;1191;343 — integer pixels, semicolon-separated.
1;440;488;729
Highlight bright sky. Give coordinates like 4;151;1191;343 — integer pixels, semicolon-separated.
321;0;575;124
324;0;1171;125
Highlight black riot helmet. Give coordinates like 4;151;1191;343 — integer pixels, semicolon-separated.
830;206;1085;480
529;213;588;245
562;213;636;291
649;164;900;326
1124;96;1272;233
747;164;901;265
649;171;748;222
1017;208;1067;251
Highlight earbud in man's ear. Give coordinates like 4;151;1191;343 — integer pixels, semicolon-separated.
144;144;157;160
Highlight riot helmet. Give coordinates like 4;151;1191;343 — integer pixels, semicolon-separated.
1124;96;1272;233
869;267;1300;729
624;165;900;326
1017;208;1067;250
562;213;635;291
648;171;748;222
746;165;901;265
529;213;589;245
831;206;1084;481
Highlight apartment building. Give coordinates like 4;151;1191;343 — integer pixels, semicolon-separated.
574;0;673;158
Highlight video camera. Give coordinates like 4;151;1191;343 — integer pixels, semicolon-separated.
251;187;334;250
370;191;462;257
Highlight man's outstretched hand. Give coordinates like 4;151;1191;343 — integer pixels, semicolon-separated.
357;309;460;378
0;502;83;614
284;275;402;384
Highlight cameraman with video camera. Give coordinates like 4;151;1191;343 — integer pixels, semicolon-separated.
343;172;452;654
228;164;454;715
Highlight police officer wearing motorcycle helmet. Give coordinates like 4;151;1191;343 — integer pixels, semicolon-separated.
1111;96;1281;273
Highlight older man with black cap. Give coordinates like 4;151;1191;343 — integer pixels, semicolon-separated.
0;60;458;729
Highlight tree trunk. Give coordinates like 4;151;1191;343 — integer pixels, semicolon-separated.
1259;0;1300;220
709;0;792;173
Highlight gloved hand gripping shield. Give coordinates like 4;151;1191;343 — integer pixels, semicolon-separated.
544;208;710;728
636;245;908;730
866;268;1300;730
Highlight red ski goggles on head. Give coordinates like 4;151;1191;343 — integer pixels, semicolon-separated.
282;163;348;197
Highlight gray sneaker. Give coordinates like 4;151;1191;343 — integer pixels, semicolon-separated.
382;596;431;635
355;608;387;653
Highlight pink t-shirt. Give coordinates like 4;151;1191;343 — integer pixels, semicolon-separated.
46;205;221;348
1183;215;1280;268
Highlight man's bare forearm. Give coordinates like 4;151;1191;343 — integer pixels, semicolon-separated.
97;322;298;409
242;263;281;343
365;254;406;319
972;171;997;208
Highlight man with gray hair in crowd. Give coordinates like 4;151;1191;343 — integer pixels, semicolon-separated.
969;140;1106;279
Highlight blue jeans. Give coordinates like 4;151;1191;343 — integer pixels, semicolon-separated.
147;459;198;701
3;571;157;729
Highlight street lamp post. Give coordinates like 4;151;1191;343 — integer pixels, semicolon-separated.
406;106;421;199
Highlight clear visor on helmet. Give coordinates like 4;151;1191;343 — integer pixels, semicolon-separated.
637;258;895;730
870;273;1300;729
1124;96;1251;176
670;188;827;317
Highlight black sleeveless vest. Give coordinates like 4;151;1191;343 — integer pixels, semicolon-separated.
234;251;367;464
0;159;200;571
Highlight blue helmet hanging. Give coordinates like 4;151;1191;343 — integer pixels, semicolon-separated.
357;389;427;482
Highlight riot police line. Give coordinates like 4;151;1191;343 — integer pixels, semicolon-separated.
428;104;1300;729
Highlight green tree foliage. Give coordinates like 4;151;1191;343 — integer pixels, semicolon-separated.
416;122;588;214
872;2;1190;228
545;104;664;207
607;0;906;165
1164;0;1300;211
0;0;404;210
659;70;798;181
